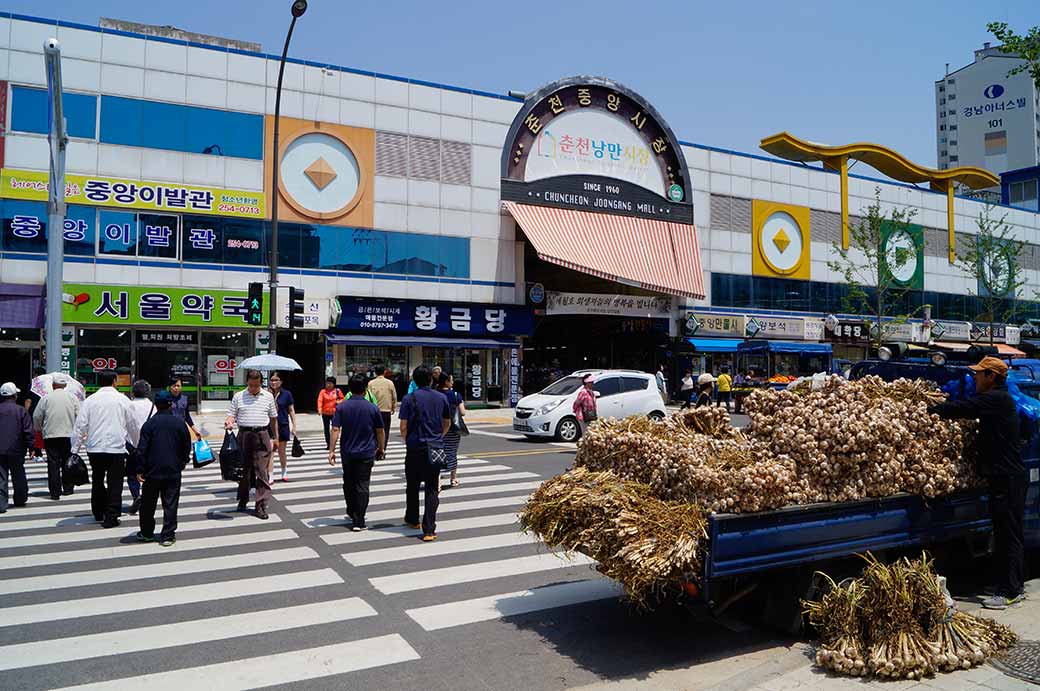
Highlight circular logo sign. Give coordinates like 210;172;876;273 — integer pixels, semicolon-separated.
759;211;803;275
528;282;545;304
982;249;1013;295
984;84;1005;99
279;132;362;220
667;184;684;202
884;229;918;284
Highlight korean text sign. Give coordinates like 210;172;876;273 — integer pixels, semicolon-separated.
62;283;265;327
336;298;534;337
2;168;264;219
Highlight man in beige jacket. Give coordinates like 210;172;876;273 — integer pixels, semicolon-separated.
33;374;80;500
366;366;397;451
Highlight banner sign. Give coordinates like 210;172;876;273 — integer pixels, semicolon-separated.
546;291;670;317
62;283;263;328
683;312;744;337
745;315;805;339
1;168;265;219
336;297;533;337
930;320;972;342
137;331;198;345
803;319;824;342
508;348;521;407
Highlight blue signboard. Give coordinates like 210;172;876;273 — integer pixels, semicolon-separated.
336;297;534;337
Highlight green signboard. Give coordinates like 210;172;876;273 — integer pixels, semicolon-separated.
880;221;924;291
62;283;267;328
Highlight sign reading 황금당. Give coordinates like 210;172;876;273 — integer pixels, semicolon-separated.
1;168;265;219
62;284;265;328
336;297;534;337
546;291;670;318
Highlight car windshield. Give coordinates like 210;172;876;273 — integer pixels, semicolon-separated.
540;376;585;396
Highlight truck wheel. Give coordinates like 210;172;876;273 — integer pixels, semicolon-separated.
556;417;580;442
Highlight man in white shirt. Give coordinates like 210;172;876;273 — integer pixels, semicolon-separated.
71;370;139;528
32;373;80;500
225;370;278;520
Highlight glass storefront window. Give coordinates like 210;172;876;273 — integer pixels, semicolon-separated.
223;219;265;266
64;205;97;256
76;328;132;392
99;210;137;256
137;213;179;260
201;331;251;407
1;200;48;254
182;215;224;263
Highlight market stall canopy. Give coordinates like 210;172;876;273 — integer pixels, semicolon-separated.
504;201;704;300
687;338;743;353
995;343;1026;358
327;335;520;349
737;340;833;354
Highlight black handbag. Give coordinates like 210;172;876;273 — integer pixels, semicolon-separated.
218;430;245;482
63;453;89;486
426;440;448;470
291;435;305;458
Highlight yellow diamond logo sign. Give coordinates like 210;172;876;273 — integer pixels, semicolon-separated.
772;227;791;253
303;157;337;191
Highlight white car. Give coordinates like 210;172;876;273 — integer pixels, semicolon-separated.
513;370;666;442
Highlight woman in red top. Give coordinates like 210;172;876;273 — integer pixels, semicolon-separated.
572;374;597;438
317;377;344;450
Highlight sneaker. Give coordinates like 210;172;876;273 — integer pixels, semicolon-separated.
422;534;437;542
351;524;362;532
129;498;141;515
135;531;156;542
982;593;1024;610
160;538;176;547
281;470;289;482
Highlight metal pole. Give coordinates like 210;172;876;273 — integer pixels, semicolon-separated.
44;39;68;373
269;14;301;353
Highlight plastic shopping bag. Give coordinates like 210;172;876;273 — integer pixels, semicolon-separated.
193;438;215;468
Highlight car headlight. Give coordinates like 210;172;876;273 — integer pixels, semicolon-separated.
534;399;564;417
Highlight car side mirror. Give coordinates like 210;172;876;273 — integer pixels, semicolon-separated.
593;391;601;398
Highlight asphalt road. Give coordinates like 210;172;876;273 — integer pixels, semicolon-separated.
0;422;789;690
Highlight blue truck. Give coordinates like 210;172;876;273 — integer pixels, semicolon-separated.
696;357;1040;629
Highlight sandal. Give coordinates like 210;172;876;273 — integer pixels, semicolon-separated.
450;479;460;487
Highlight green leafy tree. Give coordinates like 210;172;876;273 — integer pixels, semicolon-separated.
986;22;1040;86
952;205;1027;345
827;188;920;350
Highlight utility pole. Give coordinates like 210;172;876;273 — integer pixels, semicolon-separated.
44;38;68;373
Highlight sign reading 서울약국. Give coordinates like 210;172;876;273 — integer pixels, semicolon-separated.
336;297;534;337
1;168;265;219
62;284;267;328
546;291;671;317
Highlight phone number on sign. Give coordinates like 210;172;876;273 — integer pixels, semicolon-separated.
217;203;262;215
226;239;260;249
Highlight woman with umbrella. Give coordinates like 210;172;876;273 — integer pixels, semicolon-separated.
268;372;296;483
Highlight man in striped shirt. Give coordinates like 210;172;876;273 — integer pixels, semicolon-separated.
224;370;278;520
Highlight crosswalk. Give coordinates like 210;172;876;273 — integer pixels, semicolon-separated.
1;430;618;688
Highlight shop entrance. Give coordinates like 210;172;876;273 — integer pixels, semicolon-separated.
278;333;325;413
0;344;35;400
136;346;199;408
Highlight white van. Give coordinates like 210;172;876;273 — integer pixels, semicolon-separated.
512;369;666;442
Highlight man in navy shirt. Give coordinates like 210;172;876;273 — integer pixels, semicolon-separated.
135;390;191;546
329;374;385;531
399;365;450;541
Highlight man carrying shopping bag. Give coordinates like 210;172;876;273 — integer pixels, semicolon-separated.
224;370;278;520
135;390;190;546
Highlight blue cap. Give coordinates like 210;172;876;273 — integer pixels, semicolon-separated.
154;389;174;404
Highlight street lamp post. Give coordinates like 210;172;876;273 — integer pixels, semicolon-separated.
268;0;308;353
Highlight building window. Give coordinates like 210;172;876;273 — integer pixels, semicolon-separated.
939;86;945;93
949;155;959;162
948;110;957;116
947;78;955;84
940;98;946;105
98;210;138;256
137;213;179;260
940;124;946;131
941;150;948;157
940;137;947;143
950;125;957;130
948;94;956;100
10;86;98;139
984;131;1007;156
1009;180;1038;209
949;140;958;146
0;200;97;256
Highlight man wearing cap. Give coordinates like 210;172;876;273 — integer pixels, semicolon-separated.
135;390;191;547
33;373;81;500
0;382;34;512
928;356;1027;610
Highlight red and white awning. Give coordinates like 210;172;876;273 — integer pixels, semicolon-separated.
504;202;704;300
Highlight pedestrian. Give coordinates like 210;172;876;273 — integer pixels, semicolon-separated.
125;380;155;515
225;369;278;520
572;374;597;436
328;374;385;531
25;367;46;461
0;382;33;513
317;377;344;450
408;365;441;396
135;389;190;547
679;369;695;410
695;374;715;408
717;367;733;412
399;365;450;541
438;372;466;488
168;378;202;440
32;373;80;500
268;372;296;483
927;356;1027;610
367;366;398;451
655;364;668;402
71;370;139;528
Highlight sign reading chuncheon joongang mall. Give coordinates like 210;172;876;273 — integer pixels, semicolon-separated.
501;76;693;224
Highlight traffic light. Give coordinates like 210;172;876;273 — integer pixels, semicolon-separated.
289;286;306;330
246;282;264;325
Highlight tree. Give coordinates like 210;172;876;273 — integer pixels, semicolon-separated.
986;22;1040;87
952;205;1027;345
827;188;920;350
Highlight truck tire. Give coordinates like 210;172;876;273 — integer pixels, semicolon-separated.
556;416;580;443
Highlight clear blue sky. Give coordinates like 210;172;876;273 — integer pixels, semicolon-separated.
7;1;1036;171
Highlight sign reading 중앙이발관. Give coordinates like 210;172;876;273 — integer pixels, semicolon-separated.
62;284;267;327
1;168;265;219
546;292;671;317
336;297;534;337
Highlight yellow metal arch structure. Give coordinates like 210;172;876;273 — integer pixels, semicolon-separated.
760;132;1000;263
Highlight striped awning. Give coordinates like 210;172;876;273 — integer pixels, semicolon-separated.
504;202;705;299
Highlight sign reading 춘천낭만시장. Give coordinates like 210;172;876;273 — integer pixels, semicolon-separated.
335;297;534;337
1;168;265;219
545;291;671;317
61;284;268;327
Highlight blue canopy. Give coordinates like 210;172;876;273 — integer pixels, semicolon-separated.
737;340;832;354
687;338;743;353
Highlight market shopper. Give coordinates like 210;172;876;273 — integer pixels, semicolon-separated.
0;382;33;512
717;367;733;412
32;373;80;499
927;356;1027;610
135;389;190;546
125;380;155;515
71;370;139;528
225;370;278;520
317;377;344;450
400;366;451;541
367;366;398;451
269;372;296;482
438;372;466;488
655;364;668;402
328;374;385;531
679;369;695;410
24;367;46;460
573;374;597;435
695;374;715;408
168;378;202;440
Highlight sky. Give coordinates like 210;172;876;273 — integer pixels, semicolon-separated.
6;0;1036;173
